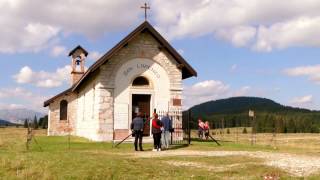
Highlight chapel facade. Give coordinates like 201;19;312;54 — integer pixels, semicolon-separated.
44;21;197;141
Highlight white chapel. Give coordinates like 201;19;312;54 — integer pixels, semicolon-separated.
44;21;197;141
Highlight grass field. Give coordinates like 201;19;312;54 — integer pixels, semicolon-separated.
197;127;320;155
1;128;320;179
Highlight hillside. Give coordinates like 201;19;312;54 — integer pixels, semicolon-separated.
0;119;15;126
187;97;320;133
189;96;314;118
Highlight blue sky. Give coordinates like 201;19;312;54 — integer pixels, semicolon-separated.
1;0;320;112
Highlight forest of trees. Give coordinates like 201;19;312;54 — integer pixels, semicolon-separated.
187;97;320;133
23;115;48;129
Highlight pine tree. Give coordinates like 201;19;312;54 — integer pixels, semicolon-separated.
33;115;38;129
38;117;43;128
24;119;28;128
42;115;48;129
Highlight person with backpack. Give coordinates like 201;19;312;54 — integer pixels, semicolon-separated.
152;113;162;151
130;112;144;151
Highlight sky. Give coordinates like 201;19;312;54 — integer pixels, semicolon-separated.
1;0;320;113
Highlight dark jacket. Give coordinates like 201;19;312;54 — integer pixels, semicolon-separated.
131;117;144;131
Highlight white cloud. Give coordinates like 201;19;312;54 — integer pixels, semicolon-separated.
216;26;256;47
253;17;320;52
14;66;33;83
0;87;48;112
183;80;230;109
88;51;102;61
0;0;143;53
0;87;32;98
183;80;261;109
283;65;320;84
51;45;66;57
3;1;320;54
232;86;251;97
3;1;320;53
13;65;71;88
0;22;59;53
152;0;320;51
0;103;25;110
290;95;313;109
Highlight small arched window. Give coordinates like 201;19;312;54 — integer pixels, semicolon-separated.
60;100;68;121
132;76;149;86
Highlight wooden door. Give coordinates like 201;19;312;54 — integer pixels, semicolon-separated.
132;95;151;136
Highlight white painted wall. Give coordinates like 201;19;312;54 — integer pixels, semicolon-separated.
75;81;101;141
113;58;170;130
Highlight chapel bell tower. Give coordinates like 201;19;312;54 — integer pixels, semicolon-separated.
68;45;88;85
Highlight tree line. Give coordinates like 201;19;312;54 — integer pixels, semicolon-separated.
24;115;48;129
197;112;320;133
188;97;320;133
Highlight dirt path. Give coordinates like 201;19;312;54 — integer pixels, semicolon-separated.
131;150;320;177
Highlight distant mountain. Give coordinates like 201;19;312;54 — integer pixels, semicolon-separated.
189;96;315;118
0;109;46;124
0;119;16;126
187;97;320;133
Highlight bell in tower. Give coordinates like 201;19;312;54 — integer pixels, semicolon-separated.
68;45;88;85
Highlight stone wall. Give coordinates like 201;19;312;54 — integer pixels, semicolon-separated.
48;92;77;136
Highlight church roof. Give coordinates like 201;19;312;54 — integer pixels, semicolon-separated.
71;21;197;91
44;87;73;107
68;45;88;56
44;21;197;107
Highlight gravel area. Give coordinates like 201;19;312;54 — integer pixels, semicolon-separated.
132;150;320;177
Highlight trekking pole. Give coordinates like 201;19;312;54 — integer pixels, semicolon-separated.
190;121;221;146
113;116;151;148
208;134;221;146
114;133;133;148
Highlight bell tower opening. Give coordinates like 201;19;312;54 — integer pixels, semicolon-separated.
68;45;88;85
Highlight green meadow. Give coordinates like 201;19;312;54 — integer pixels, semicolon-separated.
1;128;320;179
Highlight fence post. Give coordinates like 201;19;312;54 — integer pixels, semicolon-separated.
251;116;253;145
188;110;191;145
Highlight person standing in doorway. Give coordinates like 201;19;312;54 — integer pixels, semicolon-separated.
161;112;172;150
152;113;162;151
131;112;144;151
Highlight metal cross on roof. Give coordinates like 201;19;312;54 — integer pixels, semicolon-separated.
141;2;150;21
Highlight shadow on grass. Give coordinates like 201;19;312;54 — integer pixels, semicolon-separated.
168;144;189;150
190;138;226;146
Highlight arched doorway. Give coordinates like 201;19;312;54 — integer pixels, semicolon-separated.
113;58;170;140
131;76;152;136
